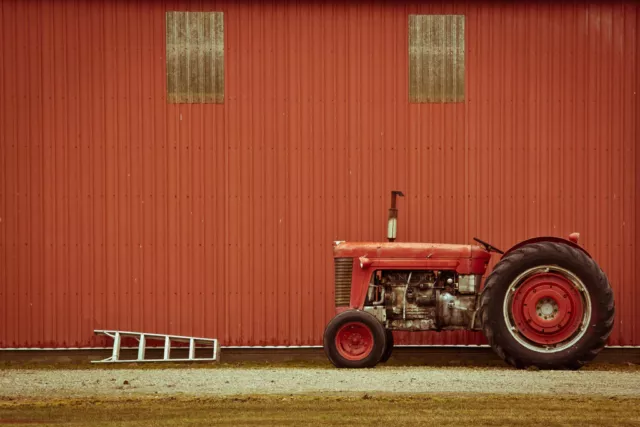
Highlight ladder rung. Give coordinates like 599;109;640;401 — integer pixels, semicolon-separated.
112;332;121;362
137;334;146;361
92;330;220;364
164;336;171;360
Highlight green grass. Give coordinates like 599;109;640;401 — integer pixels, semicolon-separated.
1;394;639;426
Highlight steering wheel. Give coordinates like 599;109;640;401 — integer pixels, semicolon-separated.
473;237;504;255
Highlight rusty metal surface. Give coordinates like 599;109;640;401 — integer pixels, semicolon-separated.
0;1;638;348
166;11;224;103
409;14;465;103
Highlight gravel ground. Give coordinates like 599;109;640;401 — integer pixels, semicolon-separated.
2;367;640;398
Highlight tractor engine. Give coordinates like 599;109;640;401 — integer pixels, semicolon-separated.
365;270;481;331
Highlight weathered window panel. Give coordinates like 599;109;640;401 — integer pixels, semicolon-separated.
409;14;465;103
166;11;224;104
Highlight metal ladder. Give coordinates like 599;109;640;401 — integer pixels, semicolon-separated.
92;330;221;363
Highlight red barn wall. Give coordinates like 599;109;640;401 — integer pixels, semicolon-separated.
0;0;638;348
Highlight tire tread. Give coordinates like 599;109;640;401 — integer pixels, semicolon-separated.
479;242;615;370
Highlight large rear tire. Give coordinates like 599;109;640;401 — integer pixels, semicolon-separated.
479;241;614;370
323;310;387;368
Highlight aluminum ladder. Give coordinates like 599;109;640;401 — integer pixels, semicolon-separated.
92;330;221;363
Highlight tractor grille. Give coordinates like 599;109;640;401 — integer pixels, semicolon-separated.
334;257;353;307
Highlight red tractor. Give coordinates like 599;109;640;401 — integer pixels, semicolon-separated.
323;191;615;369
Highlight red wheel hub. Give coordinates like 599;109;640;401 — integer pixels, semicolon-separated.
511;273;585;345
335;322;374;361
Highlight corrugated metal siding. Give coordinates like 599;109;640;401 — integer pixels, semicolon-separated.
0;0;638;348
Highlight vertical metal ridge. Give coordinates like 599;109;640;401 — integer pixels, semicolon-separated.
24;0;32;347
158;0;168;338
223;4;233;345
126;1;134;336
1;0;8;347
35;0;44;347
61;0;69;347
634;1;640;344
72;0;82;346
100;0;108;342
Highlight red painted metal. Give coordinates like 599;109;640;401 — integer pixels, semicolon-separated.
340;241;491;309
334;242;492;262
511;273;585;346
334;322;374;361
0;1;638;348
348;258;374;311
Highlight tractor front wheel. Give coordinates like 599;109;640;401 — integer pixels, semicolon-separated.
379;329;394;363
323;310;387;368
479;241;615;370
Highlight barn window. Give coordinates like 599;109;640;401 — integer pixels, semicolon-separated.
166;11;224;104
408;14;465;103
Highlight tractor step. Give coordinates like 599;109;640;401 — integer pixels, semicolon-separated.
92;330;221;363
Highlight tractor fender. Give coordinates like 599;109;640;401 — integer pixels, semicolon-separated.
501;235;592;259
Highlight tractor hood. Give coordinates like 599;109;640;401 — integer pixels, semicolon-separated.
332;241;491;261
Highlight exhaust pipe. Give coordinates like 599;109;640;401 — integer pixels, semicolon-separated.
387;190;404;242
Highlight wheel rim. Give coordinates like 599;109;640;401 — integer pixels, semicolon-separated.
504;266;591;353
334;322;374;361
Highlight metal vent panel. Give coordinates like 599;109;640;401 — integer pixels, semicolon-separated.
166;11;224;104
334;258;353;307
409;14;465;103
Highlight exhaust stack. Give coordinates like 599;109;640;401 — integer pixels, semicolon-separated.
387;190;405;242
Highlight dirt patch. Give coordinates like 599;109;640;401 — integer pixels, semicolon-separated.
1;394;639;426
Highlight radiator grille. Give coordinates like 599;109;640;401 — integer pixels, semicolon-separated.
334;257;353;306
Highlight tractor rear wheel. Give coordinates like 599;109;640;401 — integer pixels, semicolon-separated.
323;310;387;368
479;241;614;370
